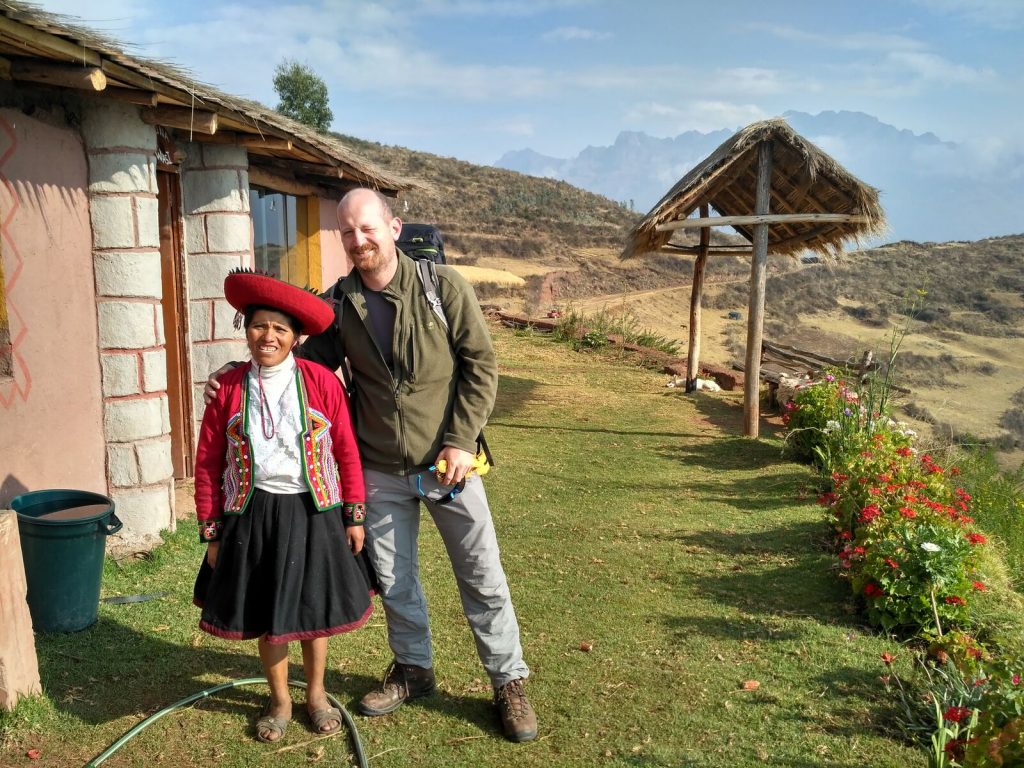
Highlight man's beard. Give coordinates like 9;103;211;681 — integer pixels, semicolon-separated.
351;243;388;273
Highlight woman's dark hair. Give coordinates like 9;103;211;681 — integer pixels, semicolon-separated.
243;305;302;334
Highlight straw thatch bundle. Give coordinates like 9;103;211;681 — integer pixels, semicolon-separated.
622;118;886;260
0;1;412;193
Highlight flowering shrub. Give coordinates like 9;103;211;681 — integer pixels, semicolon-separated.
783;370;915;474
965;658;1024;767
821;447;986;635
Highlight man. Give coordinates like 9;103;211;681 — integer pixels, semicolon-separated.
207;188;536;742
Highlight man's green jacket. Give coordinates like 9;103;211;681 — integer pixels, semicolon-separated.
301;252;498;475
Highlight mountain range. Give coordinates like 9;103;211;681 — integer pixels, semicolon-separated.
495;111;1023;245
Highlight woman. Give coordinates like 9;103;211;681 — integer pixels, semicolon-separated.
193;268;374;743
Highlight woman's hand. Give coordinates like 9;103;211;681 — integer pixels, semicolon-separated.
346;526;364;555
206;541;220;568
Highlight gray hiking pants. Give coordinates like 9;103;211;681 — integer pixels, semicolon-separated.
362;468;529;688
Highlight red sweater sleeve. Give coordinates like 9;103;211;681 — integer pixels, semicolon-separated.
194;385;229;524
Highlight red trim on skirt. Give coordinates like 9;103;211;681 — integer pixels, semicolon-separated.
198;600;374;644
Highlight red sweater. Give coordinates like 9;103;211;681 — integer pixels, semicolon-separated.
194;358;364;535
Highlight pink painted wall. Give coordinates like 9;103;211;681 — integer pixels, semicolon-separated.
0;109;105;505
319;197;352;288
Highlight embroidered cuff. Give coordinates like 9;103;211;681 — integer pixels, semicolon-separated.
343;502;366;526
198;519;223;542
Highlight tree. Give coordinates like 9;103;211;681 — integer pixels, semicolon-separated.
272;59;333;133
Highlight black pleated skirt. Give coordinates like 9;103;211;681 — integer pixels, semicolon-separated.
193;490;377;644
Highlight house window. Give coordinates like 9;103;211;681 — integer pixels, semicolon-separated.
0;250;11;380
250;187;321;290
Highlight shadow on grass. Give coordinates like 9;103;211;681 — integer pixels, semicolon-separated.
652;521;856;629
492;374;541;419
491;420;714;440
688;391;786;441
33;618;496;734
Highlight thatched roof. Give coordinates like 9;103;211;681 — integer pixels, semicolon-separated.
0;1;412;195
622;118;886;260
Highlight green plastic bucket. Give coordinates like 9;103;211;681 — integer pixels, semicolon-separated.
12;489;123;632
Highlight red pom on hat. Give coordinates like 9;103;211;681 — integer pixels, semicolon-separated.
224;270;334;336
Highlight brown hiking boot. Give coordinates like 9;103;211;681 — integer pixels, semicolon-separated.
495;678;537;742
358;661;436;716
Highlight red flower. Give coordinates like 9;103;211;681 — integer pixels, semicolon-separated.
967;533;987;545
944;595;966;606
955;488;971;502
863;583;885;598
972;580;986;591
884;558;900;569
859;504;883;524
896;446;913;457
817;492;837;506
898;507;917;519
1013;674;1021;685
868;487;882;496
921;454;934;464
880;652;896;665
838;530;853;540
943;706;972;724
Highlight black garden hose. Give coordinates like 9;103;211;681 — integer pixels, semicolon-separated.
84;677;367;767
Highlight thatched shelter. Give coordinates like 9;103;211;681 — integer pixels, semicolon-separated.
0;0;410;195
622;118;886;436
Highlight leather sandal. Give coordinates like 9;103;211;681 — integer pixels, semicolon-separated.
308;705;343;735
255;712;290;743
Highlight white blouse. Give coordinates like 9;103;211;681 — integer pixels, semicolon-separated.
246;353;307;494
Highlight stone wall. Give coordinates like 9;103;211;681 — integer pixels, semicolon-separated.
80;100;174;546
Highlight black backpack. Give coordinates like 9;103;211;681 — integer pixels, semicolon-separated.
397;223;446;265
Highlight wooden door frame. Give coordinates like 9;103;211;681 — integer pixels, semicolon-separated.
157;167;195;478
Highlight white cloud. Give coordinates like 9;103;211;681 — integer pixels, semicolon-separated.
886;51;995;84
542;26;611;41
623;100;766;135
750;22;927;52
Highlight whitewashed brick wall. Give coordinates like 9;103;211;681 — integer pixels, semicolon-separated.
81;100;173;547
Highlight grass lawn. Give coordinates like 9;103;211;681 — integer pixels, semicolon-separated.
0;326;925;767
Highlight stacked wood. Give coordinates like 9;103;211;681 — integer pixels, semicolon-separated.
0;510;41;710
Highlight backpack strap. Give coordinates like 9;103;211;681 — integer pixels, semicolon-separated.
415;258;449;331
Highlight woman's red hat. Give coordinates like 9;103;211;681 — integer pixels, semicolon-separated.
223;269;334;335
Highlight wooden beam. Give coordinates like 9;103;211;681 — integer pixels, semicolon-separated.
686;205;710;391
238;136;293;151
179;130;240;145
141;106;218;135
248;166;325;197
102;86;159;106
655;213;868;232
100;60;201;105
9;61;106;91
0;15;102;66
743;140;774;438
289;160;344;179
660;245;754;257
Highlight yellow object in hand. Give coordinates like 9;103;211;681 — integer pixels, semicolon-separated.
434;452;490;481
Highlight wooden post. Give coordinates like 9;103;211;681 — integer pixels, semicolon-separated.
686;204;710;392
743;140;773;437
0;510;41;710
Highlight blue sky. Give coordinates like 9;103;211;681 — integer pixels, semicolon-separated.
35;0;1024;166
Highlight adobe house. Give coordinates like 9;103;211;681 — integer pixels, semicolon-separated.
0;2;409;548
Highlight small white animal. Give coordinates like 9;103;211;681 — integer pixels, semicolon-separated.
665;376;721;391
